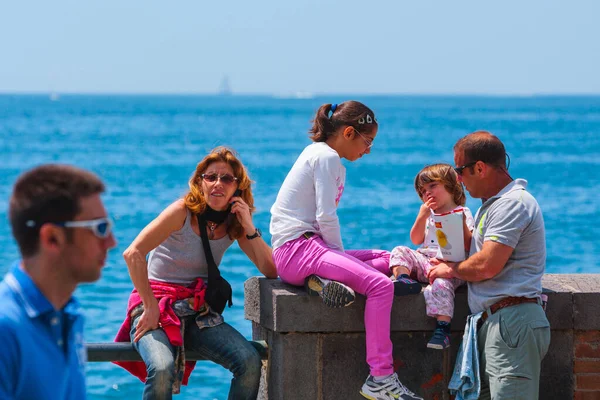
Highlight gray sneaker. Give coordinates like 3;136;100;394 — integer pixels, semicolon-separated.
305;275;355;308
360;373;423;400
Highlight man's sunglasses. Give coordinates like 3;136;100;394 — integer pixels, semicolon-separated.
55;217;114;239
201;173;238;185
454;161;478;176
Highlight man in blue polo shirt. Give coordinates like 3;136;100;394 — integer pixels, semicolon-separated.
0;164;117;400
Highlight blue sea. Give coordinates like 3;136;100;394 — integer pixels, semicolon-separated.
1;94;599;398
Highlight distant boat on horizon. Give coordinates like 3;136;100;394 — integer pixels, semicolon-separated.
218;76;232;96
49;92;60;101
272;91;314;99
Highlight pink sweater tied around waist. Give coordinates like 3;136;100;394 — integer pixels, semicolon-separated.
113;278;207;384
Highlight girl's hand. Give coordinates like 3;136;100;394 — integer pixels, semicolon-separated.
463;212;473;253
419;197;436;216
411;198;435;245
229;195;255;235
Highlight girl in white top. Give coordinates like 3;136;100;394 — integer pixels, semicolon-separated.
270;101;423;400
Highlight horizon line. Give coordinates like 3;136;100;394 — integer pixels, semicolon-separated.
1;90;600;98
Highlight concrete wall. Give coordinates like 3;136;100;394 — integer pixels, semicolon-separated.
244;274;600;400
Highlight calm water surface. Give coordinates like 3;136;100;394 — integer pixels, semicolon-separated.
1;94;598;398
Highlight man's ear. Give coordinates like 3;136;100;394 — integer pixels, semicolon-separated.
475;161;487;176
39;224;66;252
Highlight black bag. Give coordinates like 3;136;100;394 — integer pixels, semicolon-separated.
197;214;233;314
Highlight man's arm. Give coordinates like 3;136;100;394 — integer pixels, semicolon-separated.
429;198;526;283
453;240;513;281
428;240;514;282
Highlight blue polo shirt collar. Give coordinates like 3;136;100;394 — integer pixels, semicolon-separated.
5;261;80;318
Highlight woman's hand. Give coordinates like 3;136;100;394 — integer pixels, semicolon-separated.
133;299;160;342
233;195;278;279
230;195;255;235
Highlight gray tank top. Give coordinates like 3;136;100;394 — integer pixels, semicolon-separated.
147;208;234;285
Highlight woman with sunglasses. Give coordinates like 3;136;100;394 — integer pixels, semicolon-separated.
116;146;277;400
269;101;423;400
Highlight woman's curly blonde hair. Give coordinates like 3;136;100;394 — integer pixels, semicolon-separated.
184;146;254;240
414;163;466;206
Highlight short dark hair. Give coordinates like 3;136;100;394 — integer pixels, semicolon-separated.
309;101;377;142
9;164;105;257
454;131;507;169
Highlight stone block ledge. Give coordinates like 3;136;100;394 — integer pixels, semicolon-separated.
245;274;600;399
245;274;600;333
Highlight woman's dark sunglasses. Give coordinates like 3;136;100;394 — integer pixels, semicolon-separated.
201;173;238;185
454;161;478;176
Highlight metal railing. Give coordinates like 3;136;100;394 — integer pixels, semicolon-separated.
86;341;269;362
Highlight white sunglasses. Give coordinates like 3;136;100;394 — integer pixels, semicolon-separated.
55;217;114;239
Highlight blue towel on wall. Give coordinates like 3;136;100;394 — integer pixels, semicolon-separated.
448;311;483;400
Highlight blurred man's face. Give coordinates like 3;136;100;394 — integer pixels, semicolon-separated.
61;194;116;283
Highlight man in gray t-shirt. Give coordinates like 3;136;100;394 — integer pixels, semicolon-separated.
429;131;550;400
467;177;546;314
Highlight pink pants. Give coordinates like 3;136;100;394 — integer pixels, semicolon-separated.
273;234;394;377
390;245;464;318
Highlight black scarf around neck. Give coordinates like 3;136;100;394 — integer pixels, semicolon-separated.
204;205;229;225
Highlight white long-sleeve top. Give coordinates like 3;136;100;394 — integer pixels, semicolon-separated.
270;142;346;251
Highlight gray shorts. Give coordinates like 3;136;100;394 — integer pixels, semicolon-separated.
477;302;551;400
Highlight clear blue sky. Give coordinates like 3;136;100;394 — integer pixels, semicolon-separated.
1;0;598;95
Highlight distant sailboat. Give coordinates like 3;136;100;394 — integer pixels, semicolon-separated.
218;76;232;96
49;92;60;101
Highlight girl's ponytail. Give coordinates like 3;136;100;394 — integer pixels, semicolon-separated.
309;104;336;142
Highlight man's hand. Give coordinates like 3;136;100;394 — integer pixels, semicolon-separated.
427;258;456;283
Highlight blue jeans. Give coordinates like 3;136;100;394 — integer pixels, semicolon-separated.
130;315;261;400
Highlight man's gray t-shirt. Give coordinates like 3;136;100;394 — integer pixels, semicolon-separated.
468;179;546;313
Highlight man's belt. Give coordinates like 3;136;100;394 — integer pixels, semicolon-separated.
480;296;539;324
